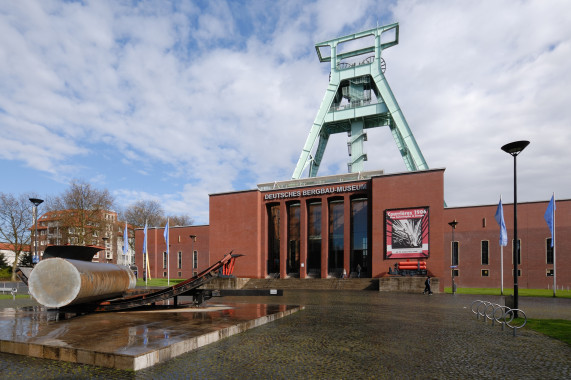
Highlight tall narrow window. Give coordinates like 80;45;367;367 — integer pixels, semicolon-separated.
513;269;521;277
481;241;489;265
307;202;322;277
193;250;198;269
351;198;368;277
451;241;459;266
512;239;521;264
177;251;182;269
546;238;554;264
328;200;344;276
288;203;300;275
163;252;167;269
267;204;280;274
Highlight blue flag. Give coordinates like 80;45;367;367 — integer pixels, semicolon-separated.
494;198;508;246
123;222;128;255
544;195;555;247
164;219;169;255
143;222;148;255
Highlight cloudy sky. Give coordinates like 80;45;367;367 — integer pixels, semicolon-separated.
1;0;570;224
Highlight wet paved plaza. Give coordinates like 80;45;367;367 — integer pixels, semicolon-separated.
1;290;570;379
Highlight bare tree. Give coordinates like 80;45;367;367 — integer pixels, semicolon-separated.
48;179;115;246
121;200;194;229
0;193;33;280
166;214;194;226
121;200;165;228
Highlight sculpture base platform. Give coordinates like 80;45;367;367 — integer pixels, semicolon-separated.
0;302;302;371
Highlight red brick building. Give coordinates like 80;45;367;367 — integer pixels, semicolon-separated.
135;169;570;292
444;200;569;291
34;210;136;266
135;225;209;280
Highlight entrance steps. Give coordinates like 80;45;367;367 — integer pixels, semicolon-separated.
202;278;379;291
202;276;439;293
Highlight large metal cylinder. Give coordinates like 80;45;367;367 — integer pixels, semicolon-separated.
29;258;136;308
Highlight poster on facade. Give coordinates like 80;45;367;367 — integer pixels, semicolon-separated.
385;207;429;258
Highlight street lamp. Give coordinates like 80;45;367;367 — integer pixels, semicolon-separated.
501;140;529;318
448;220;458;294
29;198;44;265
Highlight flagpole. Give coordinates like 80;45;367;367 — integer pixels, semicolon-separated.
165;218;170;287
500;195;504;295
145;220;148;288
552;193;556;297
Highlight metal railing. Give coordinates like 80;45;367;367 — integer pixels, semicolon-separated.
470;299;527;336
0;281;27;300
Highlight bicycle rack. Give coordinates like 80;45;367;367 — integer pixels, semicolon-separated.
470;300;527;336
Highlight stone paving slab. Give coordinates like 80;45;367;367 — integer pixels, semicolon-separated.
0;291;569;379
0;302;301;371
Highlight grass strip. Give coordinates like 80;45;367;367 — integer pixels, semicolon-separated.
517;318;571;345
136;278;185;287
444;287;571;298
0;294;33;300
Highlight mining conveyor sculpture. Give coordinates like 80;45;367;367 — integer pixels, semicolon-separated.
292;23;428;179
18;245;241;312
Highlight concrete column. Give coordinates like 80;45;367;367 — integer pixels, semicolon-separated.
344;195;351;276
280;202;288;279
300;200;308;279
321;199;329;278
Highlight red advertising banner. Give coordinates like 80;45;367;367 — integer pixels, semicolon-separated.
385;207;429;258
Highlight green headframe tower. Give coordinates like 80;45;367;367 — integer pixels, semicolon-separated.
292;23;428;179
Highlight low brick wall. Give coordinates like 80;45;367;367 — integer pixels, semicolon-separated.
200;278;379;291
379;276;439;293
200;277;250;290
202;277;439;292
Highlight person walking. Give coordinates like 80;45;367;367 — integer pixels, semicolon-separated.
356;264;362;278
423;275;433;295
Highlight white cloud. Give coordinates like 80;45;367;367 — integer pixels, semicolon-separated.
1;0;570;224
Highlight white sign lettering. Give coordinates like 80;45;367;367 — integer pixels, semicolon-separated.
264;183;367;200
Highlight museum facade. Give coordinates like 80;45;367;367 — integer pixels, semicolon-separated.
135;169;569;292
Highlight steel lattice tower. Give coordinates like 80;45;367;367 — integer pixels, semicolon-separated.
292;23;428;179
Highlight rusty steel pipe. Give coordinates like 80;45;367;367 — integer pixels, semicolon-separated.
29;258;136;308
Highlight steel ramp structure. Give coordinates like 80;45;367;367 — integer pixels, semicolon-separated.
17;251;241;313
88;252;241;312
292;23;428;179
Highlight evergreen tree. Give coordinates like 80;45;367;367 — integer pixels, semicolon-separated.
18;251;34;267
0;252;9;269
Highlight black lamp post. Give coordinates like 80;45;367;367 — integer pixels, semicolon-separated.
29;198;44;265
501;140;529;318
448;220;458;294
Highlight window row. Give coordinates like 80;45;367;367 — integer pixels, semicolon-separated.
452;238;556;266
161;250;198;269
455;269;554;277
